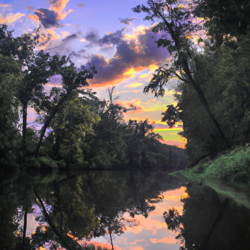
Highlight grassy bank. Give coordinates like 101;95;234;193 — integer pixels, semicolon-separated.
171;146;250;208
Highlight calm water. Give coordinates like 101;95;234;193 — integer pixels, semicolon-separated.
1;168;250;250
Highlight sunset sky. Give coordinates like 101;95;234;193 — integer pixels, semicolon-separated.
0;0;186;147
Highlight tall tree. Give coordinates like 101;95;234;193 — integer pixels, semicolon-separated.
34;61;96;158
0;54;21;163
133;0;229;147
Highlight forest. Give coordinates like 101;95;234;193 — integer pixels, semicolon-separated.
0;23;186;172
1;0;250;249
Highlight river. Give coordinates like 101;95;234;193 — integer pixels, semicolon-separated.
1;168;250;250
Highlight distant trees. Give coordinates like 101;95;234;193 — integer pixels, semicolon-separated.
0;24;185;171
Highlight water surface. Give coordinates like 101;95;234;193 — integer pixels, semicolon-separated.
1;168;250;250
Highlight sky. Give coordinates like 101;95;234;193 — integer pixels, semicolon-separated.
0;0;186;147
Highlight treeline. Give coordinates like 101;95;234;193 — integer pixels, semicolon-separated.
135;0;250;164
0;25;186;171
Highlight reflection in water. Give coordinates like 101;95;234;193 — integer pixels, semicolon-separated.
0;169;184;250
164;184;250;250
3;168;250;250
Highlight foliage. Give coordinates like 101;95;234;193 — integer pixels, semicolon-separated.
176;34;250;162
193;0;250;47
173;146;250;191
0;54;21;164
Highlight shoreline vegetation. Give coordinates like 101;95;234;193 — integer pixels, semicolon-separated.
171;145;250;208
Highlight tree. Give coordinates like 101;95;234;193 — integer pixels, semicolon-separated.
193;0;250;47
0;54;21;163
133;0;229;148
33;60;96;158
17;50;57;149
45;92;101;166
161;104;180;128
176;35;250;162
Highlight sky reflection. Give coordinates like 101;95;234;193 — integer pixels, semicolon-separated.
86;187;187;250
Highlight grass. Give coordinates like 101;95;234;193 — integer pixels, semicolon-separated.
171;146;250;208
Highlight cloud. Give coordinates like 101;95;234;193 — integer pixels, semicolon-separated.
62;33;77;42
0;3;12;8
0;12;25;23
34;8;61;28
43;32;84;56
119;17;137;26
128;247;144;250
125;83;144;88
113;90;131;94
84;28;125;49
150;237;177;244
61;31;69;37
85;241;122;250
78;3;85;8
29;0;73;28
87;28;169;87
114;99;144;114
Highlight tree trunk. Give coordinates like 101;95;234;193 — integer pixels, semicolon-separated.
153;5;229;148
22;103;27;149
22;209;28;250
34;92;71;158
108;225;114;250
182;58;229;147
34;188;73;250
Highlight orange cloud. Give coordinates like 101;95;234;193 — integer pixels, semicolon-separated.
0;12;25;23
61;31;69;37
29;0;73;27
86;241;122;250
28;13;40;23
90;64;154;87
128;247;145;250
150;237;177;244
39;28;60;50
114;99;144;114
49;0;71;13
0;3;11;8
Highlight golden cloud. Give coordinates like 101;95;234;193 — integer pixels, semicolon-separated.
0;3;12;8
61;31;69;37
150;237;177;244
0;12;25;23
28;13;40;23
139;74;148;78
125;83;144;88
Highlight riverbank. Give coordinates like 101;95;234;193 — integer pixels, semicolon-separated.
171;145;250;208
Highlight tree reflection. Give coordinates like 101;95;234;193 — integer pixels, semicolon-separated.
163;184;250;250
0;168;183;249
